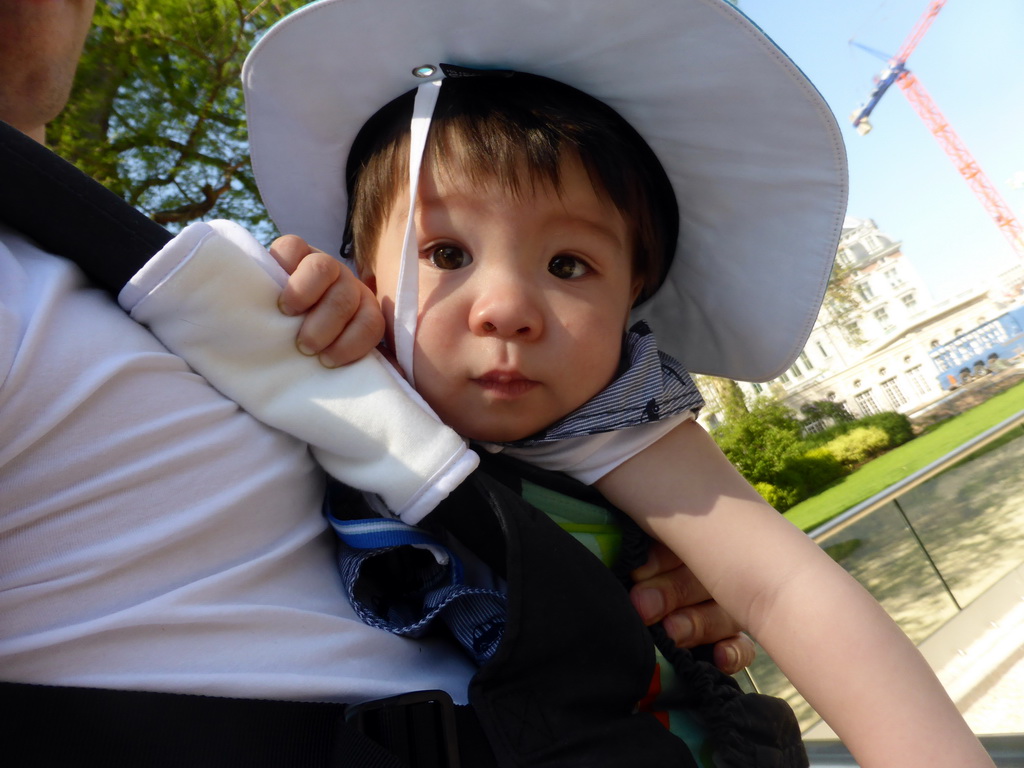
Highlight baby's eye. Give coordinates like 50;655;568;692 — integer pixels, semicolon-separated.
548;255;591;280
426;245;472;270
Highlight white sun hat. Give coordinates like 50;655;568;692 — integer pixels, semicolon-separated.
242;0;848;383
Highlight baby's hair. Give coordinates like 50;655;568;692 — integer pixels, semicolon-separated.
344;72;678;303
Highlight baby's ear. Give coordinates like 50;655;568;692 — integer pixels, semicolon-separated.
629;275;644;306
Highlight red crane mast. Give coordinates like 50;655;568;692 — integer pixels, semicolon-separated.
850;0;1024;259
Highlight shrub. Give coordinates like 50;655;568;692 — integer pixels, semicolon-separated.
801;410;913;450
754;482;801;512
823;426;890;467
713;398;804;485
776;448;846;496
857;411;914;448
801;422;851;448
712;400;908;504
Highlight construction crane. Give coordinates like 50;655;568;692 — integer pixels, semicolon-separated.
850;0;1024;259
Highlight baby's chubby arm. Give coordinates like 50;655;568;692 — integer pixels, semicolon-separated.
596;420;993;768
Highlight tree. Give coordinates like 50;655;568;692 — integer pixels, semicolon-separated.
821;259;865;346
800;398;854;424
48;0;304;239
694;374;749;424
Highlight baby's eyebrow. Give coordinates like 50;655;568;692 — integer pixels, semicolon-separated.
416;186;627;251
554;215;626;251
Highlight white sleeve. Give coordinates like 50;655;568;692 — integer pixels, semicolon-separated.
118;220;477;524
479;409;696;485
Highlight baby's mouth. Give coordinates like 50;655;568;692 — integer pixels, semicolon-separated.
472;370;538;398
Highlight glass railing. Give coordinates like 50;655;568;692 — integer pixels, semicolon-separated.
802;734;1024;767
741;409;1024;741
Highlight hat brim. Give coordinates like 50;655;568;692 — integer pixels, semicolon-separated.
242;0;848;382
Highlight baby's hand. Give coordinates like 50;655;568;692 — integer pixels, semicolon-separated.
270;235;385;368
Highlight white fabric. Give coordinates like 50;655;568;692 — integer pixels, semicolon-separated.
480;409;695;485
0;224;474;702
394;79;443;385
241;0;848;383
119;220;478;525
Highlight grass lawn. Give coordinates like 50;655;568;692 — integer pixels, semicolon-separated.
784;379;1024;533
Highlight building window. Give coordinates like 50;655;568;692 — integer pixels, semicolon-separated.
906;365;930;396
789;361;803;378
778;372;790;384
857;281;875;301
751;383;763;394
803;419;827;435
837;248;853;267
799;352;814;371
873;306;892;329
816;341;831;359
880;378;907;409
901;293;917;311
884;268;904;288
846;322;863;343
854;390;880;416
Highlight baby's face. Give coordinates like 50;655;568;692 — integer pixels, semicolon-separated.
364;154;640;442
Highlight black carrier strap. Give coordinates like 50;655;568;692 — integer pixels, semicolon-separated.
0;119;171;298
426;455;808;768
429;469;698;768
3;682;390;768
1;681;496;768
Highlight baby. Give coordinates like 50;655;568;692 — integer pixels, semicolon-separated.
278;70;993;768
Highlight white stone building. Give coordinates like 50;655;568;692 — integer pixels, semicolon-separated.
698;217;1024;429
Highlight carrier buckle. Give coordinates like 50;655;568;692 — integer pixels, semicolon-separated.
345;690;461;768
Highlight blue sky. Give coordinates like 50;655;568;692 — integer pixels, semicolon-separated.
737;0;1024;300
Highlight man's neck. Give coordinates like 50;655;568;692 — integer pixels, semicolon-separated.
0;120;46;145
23;124;46;145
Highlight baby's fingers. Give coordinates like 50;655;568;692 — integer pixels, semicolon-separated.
312;281;386;367
268;234;384;366
269;234;317;274
277;248;343;317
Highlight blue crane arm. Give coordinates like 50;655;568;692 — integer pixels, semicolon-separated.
850;61;907;132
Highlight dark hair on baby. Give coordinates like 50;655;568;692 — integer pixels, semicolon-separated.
344;70;678;304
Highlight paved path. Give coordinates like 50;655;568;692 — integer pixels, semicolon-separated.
959;597;1024;734
752;422;1024;736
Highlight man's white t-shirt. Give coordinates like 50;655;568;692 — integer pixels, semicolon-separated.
0;224;475;703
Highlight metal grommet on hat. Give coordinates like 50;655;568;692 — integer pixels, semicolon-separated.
242;0;848;382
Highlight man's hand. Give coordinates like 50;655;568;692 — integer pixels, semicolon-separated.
269;235;385;368
630;541;755;675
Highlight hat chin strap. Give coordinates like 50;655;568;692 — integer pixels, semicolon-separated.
393;77;444;387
